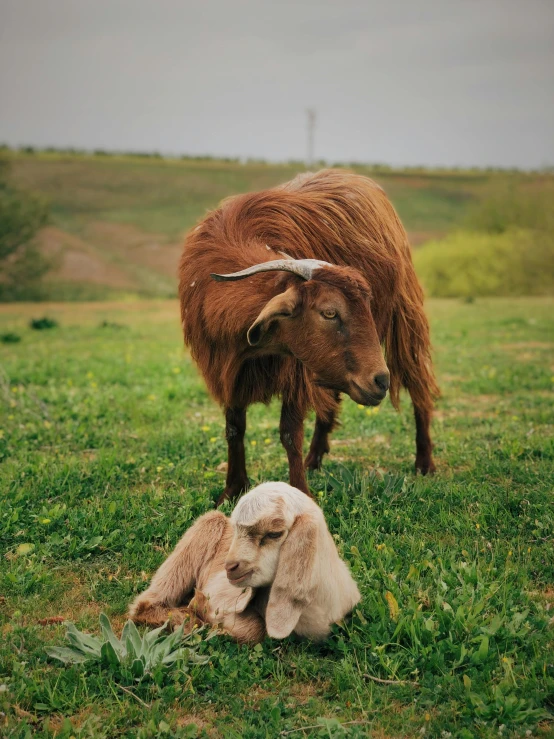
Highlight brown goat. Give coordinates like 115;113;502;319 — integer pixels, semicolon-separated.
179;169;439;504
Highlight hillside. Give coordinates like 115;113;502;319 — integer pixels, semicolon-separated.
9;152;551;299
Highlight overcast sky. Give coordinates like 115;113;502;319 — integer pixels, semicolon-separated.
1;0;553;168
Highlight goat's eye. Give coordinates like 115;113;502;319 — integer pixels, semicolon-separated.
322;309;337;320
263;531;284;542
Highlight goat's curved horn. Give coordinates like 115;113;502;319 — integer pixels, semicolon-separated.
211;259;332;282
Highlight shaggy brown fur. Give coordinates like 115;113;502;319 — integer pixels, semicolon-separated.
179;169;439;502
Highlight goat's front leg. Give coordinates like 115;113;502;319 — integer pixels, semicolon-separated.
280;401;311;496
218;406;249;506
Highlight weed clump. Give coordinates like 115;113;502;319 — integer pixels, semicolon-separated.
29;316;58;330
46;613;209;684
0;332;21;343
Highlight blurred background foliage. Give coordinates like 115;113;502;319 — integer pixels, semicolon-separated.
414;184;554;297
0;153;51;301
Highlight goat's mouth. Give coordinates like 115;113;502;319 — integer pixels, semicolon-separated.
227;569;253;586
349;381;386;407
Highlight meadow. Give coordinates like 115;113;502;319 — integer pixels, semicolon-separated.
1;296;553;738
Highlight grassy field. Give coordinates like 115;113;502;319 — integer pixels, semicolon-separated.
1;297;553;737
8;152;553;300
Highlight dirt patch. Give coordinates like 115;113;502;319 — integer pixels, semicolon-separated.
38;226;137;288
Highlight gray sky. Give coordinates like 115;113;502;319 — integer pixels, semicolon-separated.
1;0;553;168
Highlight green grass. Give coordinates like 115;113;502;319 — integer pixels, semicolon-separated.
1;298;553;738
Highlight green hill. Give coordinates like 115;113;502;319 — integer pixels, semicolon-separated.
8;151;552;299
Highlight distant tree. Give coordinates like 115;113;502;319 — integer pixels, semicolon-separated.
0;155;50;301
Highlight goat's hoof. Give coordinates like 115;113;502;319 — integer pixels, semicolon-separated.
216;482;249;507
415;457;436;475
304;452;323;471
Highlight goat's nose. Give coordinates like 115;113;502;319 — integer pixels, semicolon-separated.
374;372;390;393
225;560;240;575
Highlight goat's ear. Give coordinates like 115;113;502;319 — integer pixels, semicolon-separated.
265;513;318;639
247;287;300;347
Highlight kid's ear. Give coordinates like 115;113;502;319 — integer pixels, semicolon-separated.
247;286;300;346
265;513;318;639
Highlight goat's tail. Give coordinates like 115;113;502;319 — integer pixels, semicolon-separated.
384;265;440;414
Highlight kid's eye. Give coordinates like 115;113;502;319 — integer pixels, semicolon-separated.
263;531;284;541
322;309;337;320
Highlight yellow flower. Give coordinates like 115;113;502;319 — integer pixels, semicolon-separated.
40;518;51;525
11;387;17;393
172;367;181;374
86;371;94;379
357;404;364;409
425;713;431;722
476;523;480;529
508;550;512;556
148;394;156;401
90;382;97;389
209;436;217;442
201;426;210;432
264;438;271;445
156;466;163;472
251;440;257;446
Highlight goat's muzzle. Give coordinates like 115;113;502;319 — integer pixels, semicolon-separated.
349;371;390;406
225;560;253;585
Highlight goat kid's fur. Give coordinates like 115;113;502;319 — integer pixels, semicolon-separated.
179;169;440;502
129;483;361;643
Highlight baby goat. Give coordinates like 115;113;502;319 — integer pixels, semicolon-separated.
129;482;360;643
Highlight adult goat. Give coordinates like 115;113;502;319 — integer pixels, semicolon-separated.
179;169;439;504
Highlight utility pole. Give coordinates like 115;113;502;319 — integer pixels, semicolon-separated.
306;108;316;168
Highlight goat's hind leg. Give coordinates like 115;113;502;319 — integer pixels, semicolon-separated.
280;400;311;496
129;511;228;626
305;393;341;471
218;406;249;506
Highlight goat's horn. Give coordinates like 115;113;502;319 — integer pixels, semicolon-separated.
211;259;332;282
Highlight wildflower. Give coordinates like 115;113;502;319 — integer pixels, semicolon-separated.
172;367;181;374
148;394;156;401
264;438;271;445
508;550;512;557
39;518;51;525
201;426;210;432
209;437;217;442
476;523;480;530
357;404;364;409
250;440;257;446
156;466;163;472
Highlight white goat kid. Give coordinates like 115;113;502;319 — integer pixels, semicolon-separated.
129;482;361;643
